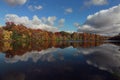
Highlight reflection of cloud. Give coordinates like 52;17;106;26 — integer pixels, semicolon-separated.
77;43;120;74
78;44;120;55
5;47;58;63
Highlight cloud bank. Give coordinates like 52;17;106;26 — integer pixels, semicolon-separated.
5;14;59;32
77;4;120;36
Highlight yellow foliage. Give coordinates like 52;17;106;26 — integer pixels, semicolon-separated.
22;34;26;38
3;31;12;41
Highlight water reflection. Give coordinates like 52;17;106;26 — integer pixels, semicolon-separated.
0;41;120;80
5;47;58;63
0;41;104;58
83;43;120;74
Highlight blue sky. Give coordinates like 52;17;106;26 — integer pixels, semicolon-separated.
0;0;120;33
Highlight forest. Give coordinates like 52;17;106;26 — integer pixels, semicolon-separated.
0;22;108;42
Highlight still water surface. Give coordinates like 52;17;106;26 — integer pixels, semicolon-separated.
0;41;120;80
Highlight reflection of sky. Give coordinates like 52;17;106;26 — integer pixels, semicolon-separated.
4;46;75;63
77;44;120;55
0;46;83;78
0;53;5;63
77;43;120;74
5;47;58;63
0;43;120;79
3;43;120;75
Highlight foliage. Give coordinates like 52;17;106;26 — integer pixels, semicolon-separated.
0;22;108;42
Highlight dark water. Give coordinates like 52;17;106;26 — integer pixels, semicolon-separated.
0;41;120;80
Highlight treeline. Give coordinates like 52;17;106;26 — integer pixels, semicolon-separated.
109;33;120;40
0;22;107;42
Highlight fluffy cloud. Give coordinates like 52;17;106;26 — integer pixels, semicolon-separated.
41;16;57;26
84;0;108;6
35;5;43;10
58;18;65;27
46;16;56;26
28;5;43;11
5;0;27;6
74;22;80;28
65;8;73;14
5;14;58;32
77;4;120;36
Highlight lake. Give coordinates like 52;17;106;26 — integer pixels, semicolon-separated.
0;41;120;80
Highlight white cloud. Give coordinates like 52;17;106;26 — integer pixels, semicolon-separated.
28;5;43;11
5;0;27;6
84;0;108;6
77;4;120;36
35;5;43;10
65;8;73;14
41;17;47;23
41;16;57;26
58;18;65;27
74;22;80;27
47;16;57;26
5;14;58;32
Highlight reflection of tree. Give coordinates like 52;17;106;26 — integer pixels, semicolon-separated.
0;41;104;58
0;41;12;52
